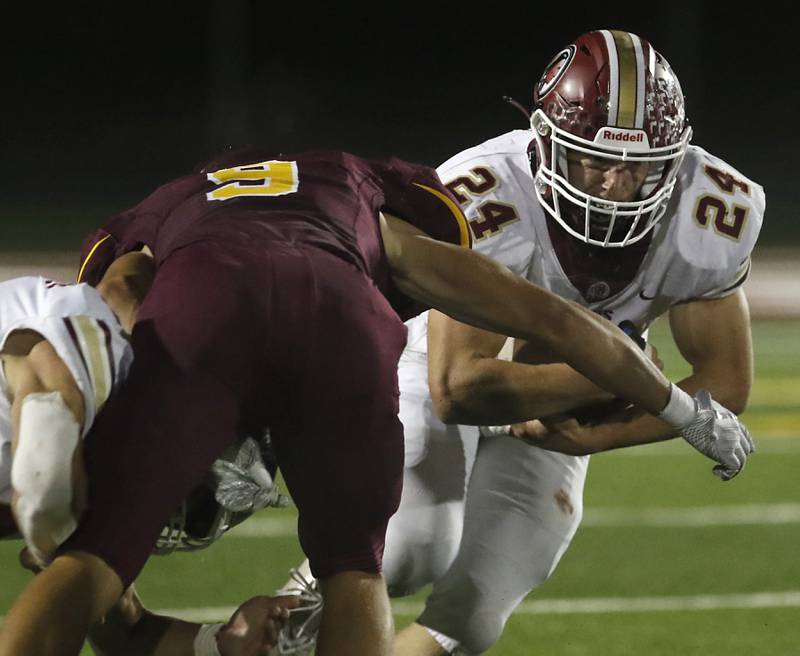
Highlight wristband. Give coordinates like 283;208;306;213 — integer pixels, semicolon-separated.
657;383;697;429
194;623;223;656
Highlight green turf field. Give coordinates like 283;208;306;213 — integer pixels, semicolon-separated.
1;318;798;654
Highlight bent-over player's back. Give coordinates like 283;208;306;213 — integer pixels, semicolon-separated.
79;149;470;320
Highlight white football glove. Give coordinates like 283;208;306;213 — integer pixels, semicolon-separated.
681;389;755;481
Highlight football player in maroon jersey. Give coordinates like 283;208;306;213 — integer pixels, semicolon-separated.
0;147;751;656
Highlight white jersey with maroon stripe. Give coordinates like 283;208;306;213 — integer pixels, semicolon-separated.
0;277;133;505
386;130;765;652
404;130;764;353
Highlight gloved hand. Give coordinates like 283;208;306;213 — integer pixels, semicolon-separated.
681;389;755;481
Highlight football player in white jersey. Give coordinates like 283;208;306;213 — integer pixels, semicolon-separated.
384;29;763;656
0;251;152;563
272;29;761;656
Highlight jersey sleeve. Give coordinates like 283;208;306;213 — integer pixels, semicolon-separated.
694;256;751;300
78;229;119;286
78;209;162;286
675;148;766;302
374;157;472;249
436;132;538;277
53;313;133;433
9;284;134;435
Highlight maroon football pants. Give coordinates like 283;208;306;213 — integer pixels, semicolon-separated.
64;240;407;584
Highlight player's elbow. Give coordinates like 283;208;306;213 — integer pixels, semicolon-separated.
11;391;84;559
702;372;751;416
11;491;79;563
717;386;750;416
429;375;469;424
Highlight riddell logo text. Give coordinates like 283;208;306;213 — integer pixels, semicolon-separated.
602;130;644;142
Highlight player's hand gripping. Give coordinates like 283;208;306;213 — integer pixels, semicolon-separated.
217;595;300;656
681;389;756;480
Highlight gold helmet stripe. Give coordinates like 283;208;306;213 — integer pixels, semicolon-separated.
610;30;639;129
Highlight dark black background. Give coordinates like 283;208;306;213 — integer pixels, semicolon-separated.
2;2;795;248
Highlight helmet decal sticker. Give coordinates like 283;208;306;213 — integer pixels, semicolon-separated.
536;46;576;101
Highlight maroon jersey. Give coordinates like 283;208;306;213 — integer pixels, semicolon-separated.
79;149;471;320
64;149;471;585
66;241;409;583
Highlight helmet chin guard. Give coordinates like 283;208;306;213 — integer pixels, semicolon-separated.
531;29;692;248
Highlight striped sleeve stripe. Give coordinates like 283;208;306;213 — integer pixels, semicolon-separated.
63;318;90;387
412;183;473;248
99;319;116;395
64;316;116;413
77;234;112;283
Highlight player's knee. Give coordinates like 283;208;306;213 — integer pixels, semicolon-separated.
420;586;511;653
384;517;463;597
11;494;78;564
421;549;566;654
459;611;507;654
423;609;505;655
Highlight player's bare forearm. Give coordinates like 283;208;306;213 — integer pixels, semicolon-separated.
532;370;739;455
669;290;753;413
526;405;675;455
527;292;754;454
427;312;613;424
88;610;180;656
380;212;672;417
0;552;123;656
90;591;299;656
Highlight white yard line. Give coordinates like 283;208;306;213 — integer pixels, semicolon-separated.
229;502;800;539
4;591;799;626
134;590;800;622
393;591;800;616
582;503;800;527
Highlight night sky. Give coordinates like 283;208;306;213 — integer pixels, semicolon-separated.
2;2;795;247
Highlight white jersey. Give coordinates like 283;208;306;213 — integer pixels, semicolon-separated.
0;277;133;504
405;130;765;353
386;132;765;652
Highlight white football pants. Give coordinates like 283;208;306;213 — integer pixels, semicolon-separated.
384;349;589;654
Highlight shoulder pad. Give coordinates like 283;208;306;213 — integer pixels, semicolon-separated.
669;145;764;272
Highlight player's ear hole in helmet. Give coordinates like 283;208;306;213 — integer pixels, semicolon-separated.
529;29;692;248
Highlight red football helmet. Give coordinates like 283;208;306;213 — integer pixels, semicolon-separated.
530;30;691;247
